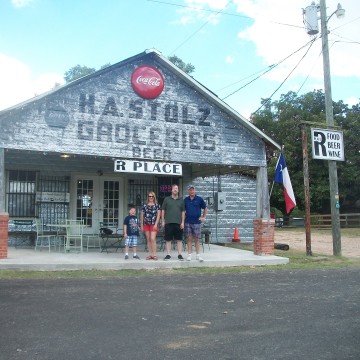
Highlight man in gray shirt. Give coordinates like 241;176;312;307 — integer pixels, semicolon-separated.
161;184;185;261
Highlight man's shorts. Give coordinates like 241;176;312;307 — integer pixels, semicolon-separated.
185;223;201;239
164;223;183;241
125;235;138;248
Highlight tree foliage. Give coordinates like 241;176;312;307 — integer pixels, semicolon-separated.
64;65;96;83
168;55;195;75
251;90;360;215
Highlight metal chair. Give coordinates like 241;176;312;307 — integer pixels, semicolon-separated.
65;220;84;252
85;234;102;252
34;219;57;252
99;222;124;253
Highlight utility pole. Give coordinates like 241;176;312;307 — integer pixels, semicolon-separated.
320;0;341;256
304;0;344;256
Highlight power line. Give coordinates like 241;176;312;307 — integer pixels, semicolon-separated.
147;0;307;30
169;7;225;55
216;65;276;92
146;0;251;19
295;47;322;96
221;36;319;101
252;37;317;115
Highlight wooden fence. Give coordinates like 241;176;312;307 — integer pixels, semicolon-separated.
276;213;360;228
310;213;360;228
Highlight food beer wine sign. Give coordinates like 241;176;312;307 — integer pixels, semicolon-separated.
311;128;345;161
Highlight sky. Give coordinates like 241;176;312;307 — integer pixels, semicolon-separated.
0;0;359;118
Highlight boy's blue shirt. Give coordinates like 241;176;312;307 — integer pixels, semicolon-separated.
123;215;139;236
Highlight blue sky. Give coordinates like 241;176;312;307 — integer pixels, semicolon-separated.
0;0;359;118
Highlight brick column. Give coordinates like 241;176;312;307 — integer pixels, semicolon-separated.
253;218;275;256
0;213;9;259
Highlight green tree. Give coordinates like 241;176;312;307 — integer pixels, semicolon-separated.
251;90;359;216
100;63;111;70
64;65;96;83
168;55;195;75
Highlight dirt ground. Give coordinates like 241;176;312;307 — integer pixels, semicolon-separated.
274;228;360;258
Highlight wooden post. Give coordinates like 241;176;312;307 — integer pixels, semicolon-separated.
301;124;312;256
0;148;5;212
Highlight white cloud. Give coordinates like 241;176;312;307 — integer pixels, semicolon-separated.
0;53;64;110
345;96;359;107
225;55;235;64
11;0;34;8
234;0;360;81
185;0;229;10
175;0;229;25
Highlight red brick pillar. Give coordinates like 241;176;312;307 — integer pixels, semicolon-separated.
0;213;9;259
253;218;275;255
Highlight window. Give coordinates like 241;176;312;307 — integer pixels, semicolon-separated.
7;170;37;217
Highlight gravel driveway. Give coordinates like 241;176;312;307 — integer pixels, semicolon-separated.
275;228;360;257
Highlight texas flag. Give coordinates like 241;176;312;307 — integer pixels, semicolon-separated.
274;152;296;214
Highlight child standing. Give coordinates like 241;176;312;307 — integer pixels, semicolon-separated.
123;205;140;260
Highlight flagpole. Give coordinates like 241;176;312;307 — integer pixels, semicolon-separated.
269;181;275;198
269;150;282;197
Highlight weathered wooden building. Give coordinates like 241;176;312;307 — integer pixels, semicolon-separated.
0;49;279;250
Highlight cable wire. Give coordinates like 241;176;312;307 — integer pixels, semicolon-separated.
252;37;318;115
169;7;225;55
221;36;319;101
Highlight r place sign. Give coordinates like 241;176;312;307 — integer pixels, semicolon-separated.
311;128;345;161
114;159;182;176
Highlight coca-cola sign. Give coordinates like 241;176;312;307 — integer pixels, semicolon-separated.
131;65;164;99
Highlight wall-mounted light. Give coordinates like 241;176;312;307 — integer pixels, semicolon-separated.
60;154;70;158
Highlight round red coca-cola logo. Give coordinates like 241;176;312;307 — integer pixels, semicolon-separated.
131;66;164;99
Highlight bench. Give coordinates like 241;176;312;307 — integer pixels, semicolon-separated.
100;232;124;253
8;219;37;248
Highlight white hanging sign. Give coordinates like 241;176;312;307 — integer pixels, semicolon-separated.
36;192;70;203
114;159;182;176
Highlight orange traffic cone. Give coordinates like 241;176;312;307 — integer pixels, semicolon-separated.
232;227;240;242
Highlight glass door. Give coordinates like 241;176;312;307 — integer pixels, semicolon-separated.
72;176;124;235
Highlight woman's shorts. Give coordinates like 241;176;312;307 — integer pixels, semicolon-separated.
164;223;183;241
143;224;158;232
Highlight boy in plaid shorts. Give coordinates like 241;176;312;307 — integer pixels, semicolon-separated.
123;205;140;260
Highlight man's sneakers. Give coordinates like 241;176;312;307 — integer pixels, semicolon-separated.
125;255;129;260
187;254;204;262
164;254;185;261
